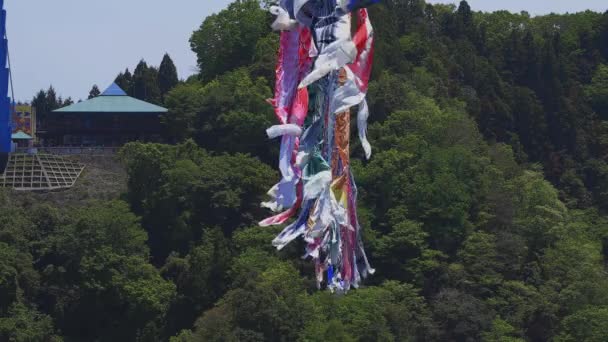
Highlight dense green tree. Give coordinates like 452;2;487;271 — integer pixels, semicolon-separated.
45;86;59;111
163;66;276;161
453;231;503;297
88;84;101;99
190;0;270;81
62;97;74;106
455;1;476;40
162;82;203;142
555;307;608;342
250;32;279;83
586;63;608;119
367;72;415;121
32;85;66;125
36;201;175;341
195;68;275;162
509;170;567;252
120;141;276;261
0;243;39;314
132;60;162;104
0;302;60;342
489;281;551;338
541;234;608;314
186;262;312;342
115;68;134;95
303;281;434;341
31;89;48;123
481;318;524;342
159;53;179;98
162;228;232;328
431;288;494;341
373;218;443;287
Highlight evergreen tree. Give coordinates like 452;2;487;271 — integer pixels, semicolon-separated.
586;64;608;119
522;30;541;89
88;85;101;99
29;86;65;129
132;60;161;104
115;68;133;96
453;0;475;39
599;11;608;60
31;89;48;125
158;53;179;99
45;86;59;111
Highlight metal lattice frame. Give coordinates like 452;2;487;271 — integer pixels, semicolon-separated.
0;154;84;191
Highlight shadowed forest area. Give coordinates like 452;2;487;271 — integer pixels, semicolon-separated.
2;0;608;341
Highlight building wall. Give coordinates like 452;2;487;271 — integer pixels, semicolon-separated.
39;112;164;147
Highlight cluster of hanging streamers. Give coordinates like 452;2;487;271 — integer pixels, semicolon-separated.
261;0;379;293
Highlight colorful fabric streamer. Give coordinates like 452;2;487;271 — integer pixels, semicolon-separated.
260;26;312;226
262;0;377;293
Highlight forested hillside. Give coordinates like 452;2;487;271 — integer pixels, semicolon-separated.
2;1;608;341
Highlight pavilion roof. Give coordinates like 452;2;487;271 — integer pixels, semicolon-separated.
11;131;32;140
53;83;168;114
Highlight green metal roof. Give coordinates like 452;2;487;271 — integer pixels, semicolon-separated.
53;83;168;114
11;131;33;140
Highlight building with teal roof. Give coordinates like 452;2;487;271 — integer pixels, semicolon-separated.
38;83;168;146
11;131;33;149
11;131;33;140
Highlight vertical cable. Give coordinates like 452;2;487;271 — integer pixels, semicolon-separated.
5;29;14;103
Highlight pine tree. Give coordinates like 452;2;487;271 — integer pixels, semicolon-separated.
522;30;541;90
132;60;148;100
115;68;133;95
88;85;101;99
31;89;48;126
158;53;179;99
598;11;608;60
45;86;59;111
124;69;133;95
456;1;476;39
132;60;161;104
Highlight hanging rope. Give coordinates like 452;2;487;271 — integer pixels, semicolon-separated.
5;28;15;103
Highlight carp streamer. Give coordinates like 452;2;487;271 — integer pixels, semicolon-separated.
260;0;379;292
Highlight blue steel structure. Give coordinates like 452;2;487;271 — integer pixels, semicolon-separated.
0;0;10;173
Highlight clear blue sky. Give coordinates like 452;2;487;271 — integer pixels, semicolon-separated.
5;0;607;102
6;0;232;102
